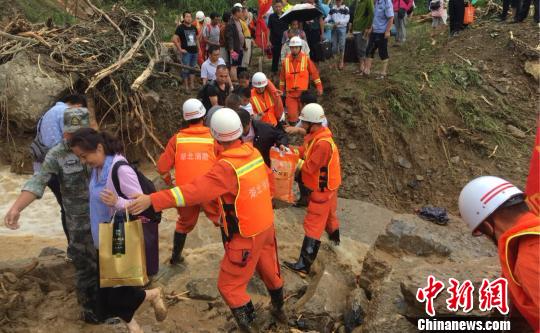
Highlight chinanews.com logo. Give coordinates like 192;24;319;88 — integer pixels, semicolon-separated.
415;275;512;332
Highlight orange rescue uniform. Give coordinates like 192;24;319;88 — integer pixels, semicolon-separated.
151;141;283;308
498;212;540;332
279;52;323;122
296;127;341;239
250;81;284;127
156;123;221;233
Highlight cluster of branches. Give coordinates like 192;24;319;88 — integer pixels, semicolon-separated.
0;0;177;162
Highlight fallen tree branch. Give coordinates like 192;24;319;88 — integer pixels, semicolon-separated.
488;145;498;158
0;30;35;44
84;0;126;46
453;52;472;66
17;31;51;48
85;26;148;92
509;31;540;59
131;58;155;91
480;95;494;106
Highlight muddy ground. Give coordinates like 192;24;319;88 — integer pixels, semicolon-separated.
0;193;396;333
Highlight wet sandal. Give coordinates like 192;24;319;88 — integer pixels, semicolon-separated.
152;288;168;322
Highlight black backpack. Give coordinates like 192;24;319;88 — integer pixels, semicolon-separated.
111;160;162;223
29;116;50;163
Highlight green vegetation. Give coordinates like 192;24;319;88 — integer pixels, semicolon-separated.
100;0;258;39
7;0;76;25
455;96;500;133
389;94;417;127
430;63;482;89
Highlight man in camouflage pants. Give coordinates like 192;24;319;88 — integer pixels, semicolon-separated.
4;108;100;323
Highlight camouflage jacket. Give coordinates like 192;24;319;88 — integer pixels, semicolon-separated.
23;140;90;216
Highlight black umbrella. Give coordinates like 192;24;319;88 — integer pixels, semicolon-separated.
279;4;323;23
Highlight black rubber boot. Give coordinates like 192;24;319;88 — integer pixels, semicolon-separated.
328;229;340;246
170;232;187;265
284;236;321;275
231;301;258;333
268;287;288;323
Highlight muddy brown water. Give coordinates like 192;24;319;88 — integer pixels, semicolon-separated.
0;165;67;261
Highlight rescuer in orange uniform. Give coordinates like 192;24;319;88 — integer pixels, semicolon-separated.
130;108;286;332
280;36;323;125
156;98;221;265
459;176;539;332
250;72;284;127
284;103;341;276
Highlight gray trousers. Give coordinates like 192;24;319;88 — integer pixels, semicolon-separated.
395;15;407;43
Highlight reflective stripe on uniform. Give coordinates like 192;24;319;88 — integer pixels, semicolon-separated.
251;95;264;114
300;54;307;71
170;186;186;207
176;137;215;144
296;159;305;172
236;156;265;177
252;91;274;115
505;227;540;286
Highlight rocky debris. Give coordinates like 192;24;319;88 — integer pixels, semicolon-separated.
407;179;420;189
356;214;498;332
524;61;540;82
0;52;75;132
39;247;65;257
302;269;349;319
507;124;526;139
0;255;77;330
450;156;460;164
343;288;368;332
186;278;220;300
347;143;358;150
400;258;500;317
398;157;412;169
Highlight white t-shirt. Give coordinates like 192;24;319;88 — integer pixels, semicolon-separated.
241;103;254;116
201;57;226;81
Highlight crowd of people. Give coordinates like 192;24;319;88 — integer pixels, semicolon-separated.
2;1;539;333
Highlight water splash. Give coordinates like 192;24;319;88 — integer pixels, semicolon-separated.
0;166;63;238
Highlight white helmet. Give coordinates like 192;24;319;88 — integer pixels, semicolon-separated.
183;98;206;121
210;108;243;142
252;72;268;88
289;36;303;47
458;176;524;233
196;11;205;22
233;2;243;8
299;103;326;123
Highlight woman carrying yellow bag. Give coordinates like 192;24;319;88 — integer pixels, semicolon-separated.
69;128;167;333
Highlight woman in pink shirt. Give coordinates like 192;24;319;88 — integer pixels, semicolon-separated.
69;128;166;333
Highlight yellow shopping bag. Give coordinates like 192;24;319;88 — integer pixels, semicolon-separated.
99;211;149;288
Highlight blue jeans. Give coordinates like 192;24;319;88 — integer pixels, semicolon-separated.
181;52;198;78
331;26;347;55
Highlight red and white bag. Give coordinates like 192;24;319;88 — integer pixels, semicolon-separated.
269;147;299;204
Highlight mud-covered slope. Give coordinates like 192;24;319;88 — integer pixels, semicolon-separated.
315;18;538;213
